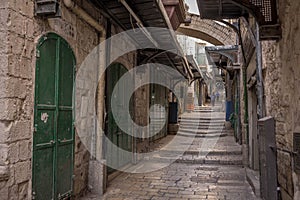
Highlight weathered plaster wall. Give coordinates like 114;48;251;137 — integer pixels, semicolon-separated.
263;1;300;199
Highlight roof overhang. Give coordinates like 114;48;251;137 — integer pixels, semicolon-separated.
89;0;192;79
205;45;239;69
197;0;281;40
186;55;203;82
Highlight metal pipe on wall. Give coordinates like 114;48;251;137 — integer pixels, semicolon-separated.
256;23;265;119
63;0;105;33
237;19;249;145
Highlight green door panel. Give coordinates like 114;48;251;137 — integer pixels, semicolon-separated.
59;41;74;107
56;145;73;197
57;111;73;141
33;33;75;200
34;110;55;146
34;148;54;200
106;63;132;173
36;38;57;106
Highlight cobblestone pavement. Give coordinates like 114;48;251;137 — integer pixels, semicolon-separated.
81;107;260;200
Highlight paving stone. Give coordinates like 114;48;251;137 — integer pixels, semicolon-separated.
81;108;260;200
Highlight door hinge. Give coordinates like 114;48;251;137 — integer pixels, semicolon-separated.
32;191;36;199
36;50;40;58
33;124;38;133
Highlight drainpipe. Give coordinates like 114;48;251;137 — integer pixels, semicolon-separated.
238;19;249;145
63;0;104;33
256;23;265;119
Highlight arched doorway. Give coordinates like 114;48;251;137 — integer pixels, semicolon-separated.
33;33;76;199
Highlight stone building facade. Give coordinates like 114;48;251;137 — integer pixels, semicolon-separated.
195;0;300;199
0;0;137;199
233;1;300;199
0;0;189;199
262;1;300;199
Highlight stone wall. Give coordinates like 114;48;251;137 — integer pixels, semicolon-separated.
0;0;107;198
263;1;300;199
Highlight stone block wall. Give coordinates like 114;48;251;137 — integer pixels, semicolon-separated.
0;0;109;198
262;1;300;199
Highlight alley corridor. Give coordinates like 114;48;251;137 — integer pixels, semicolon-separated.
82;106;258;200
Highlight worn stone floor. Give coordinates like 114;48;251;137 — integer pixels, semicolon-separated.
81;106;260;200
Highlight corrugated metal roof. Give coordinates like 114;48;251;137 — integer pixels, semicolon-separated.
89;0;191;79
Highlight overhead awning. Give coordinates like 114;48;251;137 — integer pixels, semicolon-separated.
89;0;192;79
186;55;203;82
205;45;239;68
196;0;281;40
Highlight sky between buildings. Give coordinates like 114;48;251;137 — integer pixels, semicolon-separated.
185;0;200;15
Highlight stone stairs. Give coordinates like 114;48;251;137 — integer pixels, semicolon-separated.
175;106;243;166
177;107;227;138
124;106;243;168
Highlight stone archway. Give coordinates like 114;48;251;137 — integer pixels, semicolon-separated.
177;13;236;45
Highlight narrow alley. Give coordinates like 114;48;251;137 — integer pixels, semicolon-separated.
82;106;258;200
1;0;300;200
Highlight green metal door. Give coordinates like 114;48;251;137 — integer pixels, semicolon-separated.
106;63;132;173
33;33;75;200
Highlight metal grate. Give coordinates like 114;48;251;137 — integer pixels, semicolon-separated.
294;133;300;172
250;0;276;24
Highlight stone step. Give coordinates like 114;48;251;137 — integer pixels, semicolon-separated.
147;154;243;166
176;154;243;166
179;124;225;129
193;110;214;112
177;132;228;138
194;107;214;110
194;108;223;111
183;150;242;156
178;118;225;123
179;123;225;128
178;128;232;134
179;119;225;122
153;149;242;156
